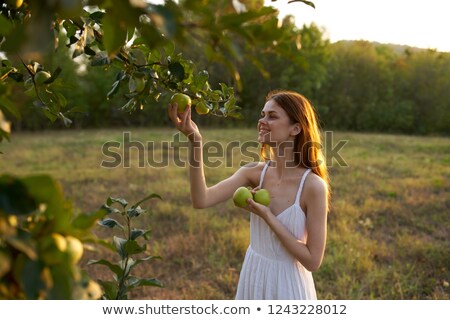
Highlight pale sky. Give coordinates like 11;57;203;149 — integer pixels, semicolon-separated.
265;0;450;52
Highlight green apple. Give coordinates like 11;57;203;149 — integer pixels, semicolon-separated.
39;233;67;265
195;101;210;115
129;76;146;93
170;93;191;113
254;189;270;206
34;71;51;86
6;0;23;9
65;235;84;264
233;186;253;208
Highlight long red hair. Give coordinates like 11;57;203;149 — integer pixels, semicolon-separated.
260;90;330;205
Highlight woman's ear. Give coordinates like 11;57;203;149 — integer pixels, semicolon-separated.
290;123;301;136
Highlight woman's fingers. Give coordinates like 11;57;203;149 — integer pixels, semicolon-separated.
168;103;180;125
168;101;195;136
250;186;260;195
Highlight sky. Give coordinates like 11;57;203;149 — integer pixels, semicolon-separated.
265;0;450;52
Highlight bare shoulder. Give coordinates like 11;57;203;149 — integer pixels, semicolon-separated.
300;172;328;217
235;161;267;187
303;172;328;203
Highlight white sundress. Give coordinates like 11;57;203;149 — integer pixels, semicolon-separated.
235;161;317;300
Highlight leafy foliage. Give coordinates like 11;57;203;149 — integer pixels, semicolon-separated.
0;0;315;136
0;174;107;299
90;194;163;300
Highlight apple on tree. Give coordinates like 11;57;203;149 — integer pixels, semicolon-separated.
170;93;191;113
65;235;84;264
34;71;51;86
129;76;146;93
39;233;67;265
195;101;210;115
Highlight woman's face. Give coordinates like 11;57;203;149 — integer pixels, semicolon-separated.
258;99;297;146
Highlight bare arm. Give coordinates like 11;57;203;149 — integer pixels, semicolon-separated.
168;103;255;209
246;174;328;271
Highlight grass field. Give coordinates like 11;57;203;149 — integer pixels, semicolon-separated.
1;128;449;299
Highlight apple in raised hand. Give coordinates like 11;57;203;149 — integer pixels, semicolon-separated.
171;93;191;113
233;186;253;208
254;188;270;206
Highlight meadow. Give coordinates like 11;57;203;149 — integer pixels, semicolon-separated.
1;128;449;299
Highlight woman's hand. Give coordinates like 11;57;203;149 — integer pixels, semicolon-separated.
168;103;201;141
244;187;272;220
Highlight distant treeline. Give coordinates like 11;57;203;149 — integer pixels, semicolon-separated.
10;23;450;135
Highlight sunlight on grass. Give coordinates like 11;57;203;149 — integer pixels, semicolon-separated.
1;128;449;299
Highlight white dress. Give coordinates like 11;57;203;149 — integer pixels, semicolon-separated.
235;161;317;300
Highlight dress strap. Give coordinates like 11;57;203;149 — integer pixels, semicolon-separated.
295;168;312;205
259;161;271;188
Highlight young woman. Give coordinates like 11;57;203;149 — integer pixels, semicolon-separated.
168;90;329;300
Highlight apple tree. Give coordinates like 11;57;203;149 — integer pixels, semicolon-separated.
0;0;315;138
0;0;316;299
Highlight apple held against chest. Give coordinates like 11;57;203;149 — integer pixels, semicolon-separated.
233;187;271;208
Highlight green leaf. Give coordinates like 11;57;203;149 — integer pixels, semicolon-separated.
0;97;21;120
84;46;96;56
42;108;58;123
107;196;128;208
91;52;110;66
126;206;146;218
0;15;13;35
132;193;162;209
62;20;77;38
147;48;161;64
72;207;108;229
102;12;127;57
134;255;162;268
193;70;209;89
126;278;163;290
98;280;118;300
0;175;38;216
47;266;73;299
168;62;185;82
6;236;37;260
130;229;150;241
88;259;123;278
58;112;72;128
107;80;120;99
20;175;70;231
139;23;166;49
90;11;105;24
288;0;316;9
98;218;124;230
101;204;121;215
45;67;62;85
113;236;127;259
123;240;146;256
8;72;24;82
219;7;277;29
14;255;46;299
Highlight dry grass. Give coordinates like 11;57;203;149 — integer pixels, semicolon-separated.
1;128;449;299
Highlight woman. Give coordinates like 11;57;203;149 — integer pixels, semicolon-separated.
168;90;329;300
